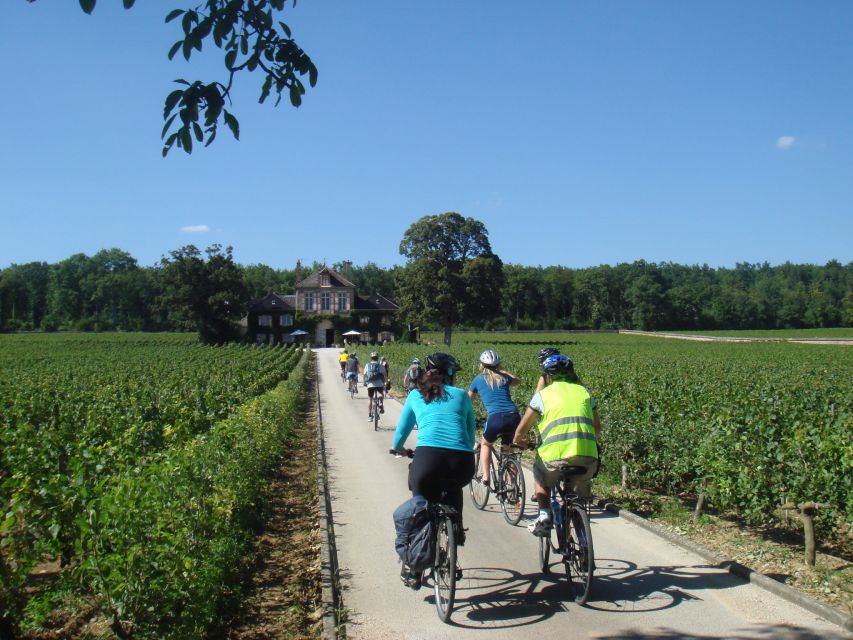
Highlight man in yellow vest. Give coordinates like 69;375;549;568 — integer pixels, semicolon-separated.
513;354;601;536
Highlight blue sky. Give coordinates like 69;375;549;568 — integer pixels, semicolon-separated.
2;1;851;271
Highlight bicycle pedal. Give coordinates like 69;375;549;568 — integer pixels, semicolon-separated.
455;568;463;580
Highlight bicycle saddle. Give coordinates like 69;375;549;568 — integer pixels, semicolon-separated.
558;465;588;479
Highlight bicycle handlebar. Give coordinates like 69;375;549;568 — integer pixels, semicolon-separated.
389;448;414;458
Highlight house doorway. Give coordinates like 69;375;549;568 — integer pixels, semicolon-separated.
316;320;334;347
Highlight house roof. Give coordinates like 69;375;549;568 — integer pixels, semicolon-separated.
297;266;355;289
355;293;399;311
248;293;296;313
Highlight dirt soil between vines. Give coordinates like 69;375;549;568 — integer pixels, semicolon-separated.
224;408;324;639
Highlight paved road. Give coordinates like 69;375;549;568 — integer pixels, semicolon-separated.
316;349;848;639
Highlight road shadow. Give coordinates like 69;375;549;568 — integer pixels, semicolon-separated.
594;624;852;639
420;566;573;629
587;558;747;614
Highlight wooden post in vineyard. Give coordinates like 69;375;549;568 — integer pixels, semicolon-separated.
781;501;823;567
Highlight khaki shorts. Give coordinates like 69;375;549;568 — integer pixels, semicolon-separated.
533;455;599;497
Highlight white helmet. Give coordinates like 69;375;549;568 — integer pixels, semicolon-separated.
479;349;500;368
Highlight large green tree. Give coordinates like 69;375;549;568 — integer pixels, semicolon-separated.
30;0;317;156
159;244;248;343
396;212;503;346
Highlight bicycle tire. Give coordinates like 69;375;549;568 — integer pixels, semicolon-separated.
538;527;551;573
373;397;380;431
469;447;490;509
433;515;457;623
566;503;594;604
500;457;526;526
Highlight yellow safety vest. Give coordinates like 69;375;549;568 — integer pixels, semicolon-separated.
536;381;598;463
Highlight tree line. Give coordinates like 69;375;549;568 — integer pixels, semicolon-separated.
2;245;850;337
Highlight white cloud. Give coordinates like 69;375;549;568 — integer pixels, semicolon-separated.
776;136;795;150
181;224;210;233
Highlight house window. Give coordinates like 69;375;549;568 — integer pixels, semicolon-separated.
360;315;370;326
303;292;315;311
336;293;349;312
320;273;330;287
258;315;272;327
279;314;293;327
256;333;267;344
320;292;332;311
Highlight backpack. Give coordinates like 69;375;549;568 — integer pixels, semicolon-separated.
392;495;435;572
365;362;384;383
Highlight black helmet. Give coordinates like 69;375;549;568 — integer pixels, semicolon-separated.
425;352;460;377
541;354;574;377
537;347;560;364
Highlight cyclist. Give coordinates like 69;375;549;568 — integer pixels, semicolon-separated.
392;353;476;546
403;358;423;392
513;354;601;536
338;349;349;380
381;356;392;394
364;352;387;419
344;351;360;393
467;349;520;488
534;347;560;393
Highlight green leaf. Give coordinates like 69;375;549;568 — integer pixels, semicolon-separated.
168;40;182;60
79;0;96;14
165;9;185;23
161;113;178;139
225;49;237;70
163;89;183;119
180;126;193;154
123;0;136;8
223;110;239;140
204;127;217;147
173;78;191;86
308;62;318;87
289;82;302;107
258;75;272;104
278;21;292;38
192;122;203;142
182;38;194;61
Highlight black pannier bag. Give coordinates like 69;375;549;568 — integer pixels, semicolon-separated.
392;495;435;572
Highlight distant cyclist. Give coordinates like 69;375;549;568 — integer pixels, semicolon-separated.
467;349;520;488
513;354;601;536
534;347;560;393
403;358;423;392
344;351;360;393
381;356;392;394
338;349;349;380
364;352;387;419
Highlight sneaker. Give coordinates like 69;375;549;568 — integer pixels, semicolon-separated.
400;564;422;590
368;414;373;420
528;514;552;537
380;404;385;414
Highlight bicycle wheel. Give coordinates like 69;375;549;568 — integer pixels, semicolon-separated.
433;515;457;623
373;397;380;431
349;380;355;398
538;526;551;573
499;458;526;526
566;504;594;604
469;447;489;509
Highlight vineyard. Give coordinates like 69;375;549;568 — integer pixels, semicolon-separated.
372;332;852;544
0;334;309;638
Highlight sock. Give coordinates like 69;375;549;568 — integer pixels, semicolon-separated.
539;508;551;521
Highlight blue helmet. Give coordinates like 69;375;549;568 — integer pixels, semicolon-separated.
541;354;574;377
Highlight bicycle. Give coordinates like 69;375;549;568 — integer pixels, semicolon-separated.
469;441;526;525
537;465;595;604
347;374;358;398
369;389;383;431
389;449;461;623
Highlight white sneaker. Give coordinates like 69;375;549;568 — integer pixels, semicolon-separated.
528;514;552;536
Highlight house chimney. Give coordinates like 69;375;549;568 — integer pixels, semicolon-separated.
295;259;303;285
344;260;353;281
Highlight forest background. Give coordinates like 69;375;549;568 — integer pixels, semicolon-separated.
1;247;850;335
